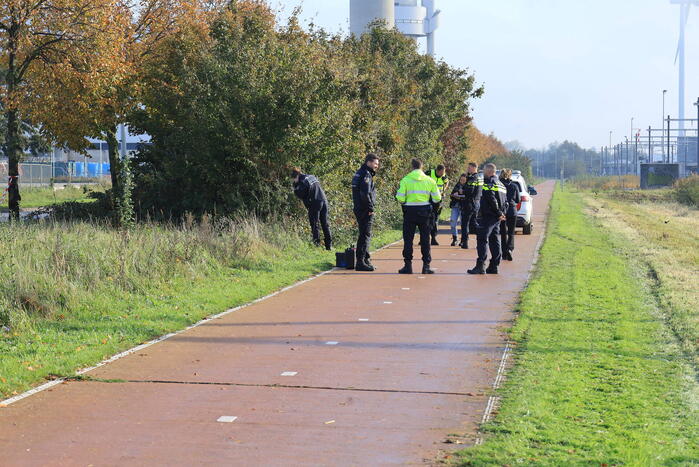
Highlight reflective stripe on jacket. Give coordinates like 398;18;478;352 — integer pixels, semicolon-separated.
396;170;442;206
429;169;448;196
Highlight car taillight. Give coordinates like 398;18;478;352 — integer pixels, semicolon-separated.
520;194;529;202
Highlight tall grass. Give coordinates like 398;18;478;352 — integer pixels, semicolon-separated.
569;175;640;191
0;214;305;330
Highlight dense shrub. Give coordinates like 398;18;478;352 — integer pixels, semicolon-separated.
674;175;699;207
128;1;482;232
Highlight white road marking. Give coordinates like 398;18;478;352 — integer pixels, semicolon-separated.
401;288;410;291
217;416;238;423
383;301;393;304
358;319;369;322
1;239;405;408
280;371;298;377
325;341;339;345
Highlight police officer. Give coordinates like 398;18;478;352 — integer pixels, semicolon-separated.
460;162;483;250
499;168;520;261
396;158;442;275
352;153;380;272
467;163;507;275
292;168;332;250
427;164;449;245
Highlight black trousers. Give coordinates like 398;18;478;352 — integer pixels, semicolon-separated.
308;201;332;248
500;214;516;253
476;216;502;266
460;207;479;244
402;206;432;264
430;204;442;240
354;210;373;263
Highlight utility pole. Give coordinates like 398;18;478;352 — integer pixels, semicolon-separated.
634;132;639;175
667;115;672;163
662;90;668;161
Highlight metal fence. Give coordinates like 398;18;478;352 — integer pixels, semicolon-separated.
0;161;111;186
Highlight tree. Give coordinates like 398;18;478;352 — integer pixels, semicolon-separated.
29;0;211;226
0;0;124;219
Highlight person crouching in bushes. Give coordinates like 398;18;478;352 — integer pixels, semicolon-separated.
292;168;332;250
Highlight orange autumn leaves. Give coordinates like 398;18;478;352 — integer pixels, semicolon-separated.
0;0;212;154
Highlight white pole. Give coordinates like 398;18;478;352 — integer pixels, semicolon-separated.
120;123;127;158
679;4;687;136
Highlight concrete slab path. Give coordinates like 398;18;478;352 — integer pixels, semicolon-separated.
0;181;555;466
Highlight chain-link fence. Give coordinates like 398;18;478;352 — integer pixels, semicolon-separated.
0;161;111;186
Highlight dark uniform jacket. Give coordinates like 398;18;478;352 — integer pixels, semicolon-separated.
480;174;507;219
352;164;376;213
293;174;327;208
502;179;521;217
462;172;482;212
450;182;466;209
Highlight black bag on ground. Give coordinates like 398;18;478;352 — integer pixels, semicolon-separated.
345;247;356;270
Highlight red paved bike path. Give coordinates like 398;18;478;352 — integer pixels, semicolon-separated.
0;181;554;466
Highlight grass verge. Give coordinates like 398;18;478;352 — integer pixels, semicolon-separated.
455;188;699;465
0;217;400;399
3;185;105;210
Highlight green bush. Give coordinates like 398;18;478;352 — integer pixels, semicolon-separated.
674;174;699;206
129;1;481;228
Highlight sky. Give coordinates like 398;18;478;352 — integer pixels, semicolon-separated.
274;0;699;150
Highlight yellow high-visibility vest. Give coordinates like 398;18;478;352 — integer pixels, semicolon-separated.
396;170;442;206
429;169;448;195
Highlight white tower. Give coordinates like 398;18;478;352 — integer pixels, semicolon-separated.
349;0;441;56
395;0;440;56
350;0;395;36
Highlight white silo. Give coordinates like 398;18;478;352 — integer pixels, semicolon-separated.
350;0;395;36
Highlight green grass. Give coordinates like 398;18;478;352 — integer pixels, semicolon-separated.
455;188;699;466
4;185;105;210
0;217;400;398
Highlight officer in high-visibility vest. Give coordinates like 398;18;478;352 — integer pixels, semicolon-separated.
468;163;507;275
427;164;449;245
396;159;442;275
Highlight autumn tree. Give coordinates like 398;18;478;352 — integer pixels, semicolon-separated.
30;0;211;226
0;0;127;219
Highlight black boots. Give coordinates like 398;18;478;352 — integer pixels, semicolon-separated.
431;237;439;246
503;251;513;261
422;263;435;275
486;263;499;274
467;262;486;275
460;237;469;249
451;235;457;247
398;261;413;274
355;261;375;272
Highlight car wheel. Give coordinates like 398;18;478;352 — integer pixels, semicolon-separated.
523;222;533;235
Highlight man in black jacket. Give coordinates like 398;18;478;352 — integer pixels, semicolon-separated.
352;153;380;272
467;163;507;275
499;169;521;261
292;168;332;250
460;162;483;249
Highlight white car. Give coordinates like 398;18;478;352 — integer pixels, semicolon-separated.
510;172;537;235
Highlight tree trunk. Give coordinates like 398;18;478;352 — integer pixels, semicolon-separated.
6;109;22;220
105;126;121;195
6;23;21;221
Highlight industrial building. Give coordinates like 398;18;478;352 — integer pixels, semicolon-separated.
350;0;441;56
